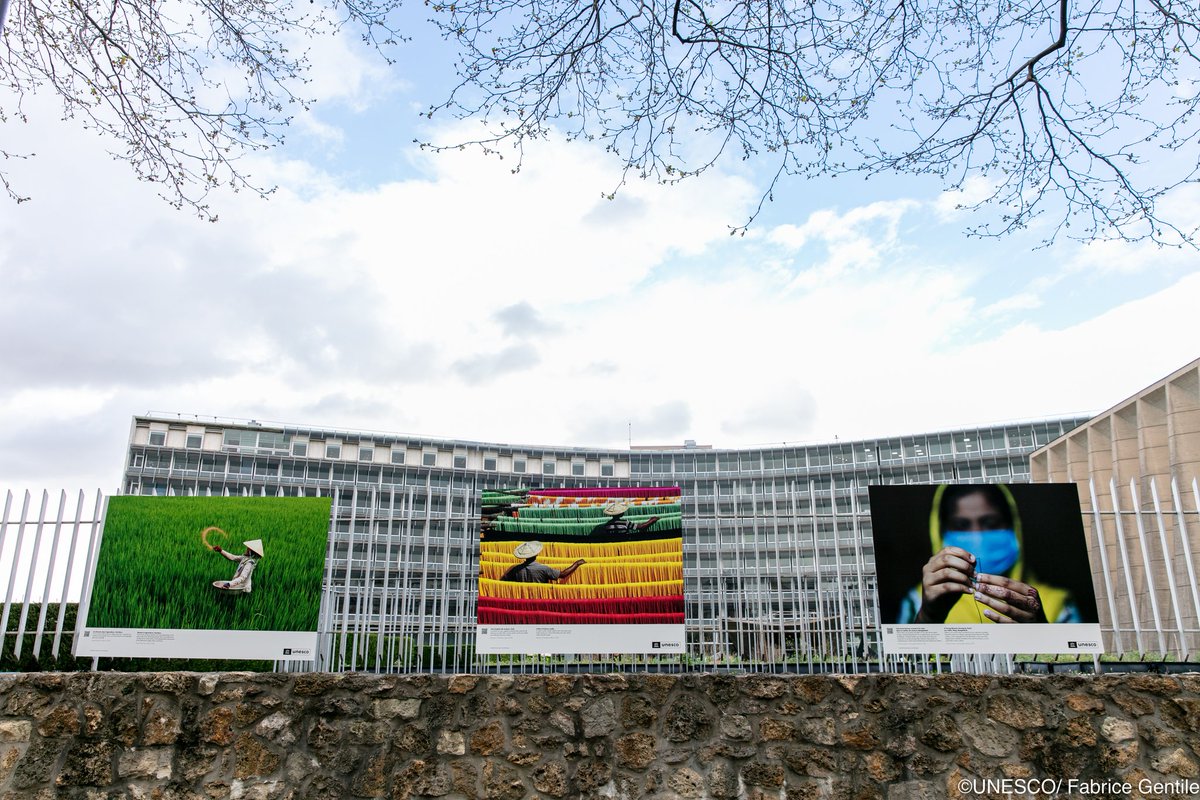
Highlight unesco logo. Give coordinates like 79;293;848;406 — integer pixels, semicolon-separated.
283;648;292;655
652;642;661;649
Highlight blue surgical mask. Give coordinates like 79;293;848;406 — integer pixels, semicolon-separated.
942;529;1020;575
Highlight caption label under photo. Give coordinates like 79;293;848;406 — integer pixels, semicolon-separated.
476;624;685;655
881;623;1103;655
76;628;319;660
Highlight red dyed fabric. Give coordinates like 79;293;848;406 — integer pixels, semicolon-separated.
477;595;684;615
527;487;681;498
478;609;685;624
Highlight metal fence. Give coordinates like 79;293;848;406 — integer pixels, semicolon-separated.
3;478;1197;675
0;489;104;665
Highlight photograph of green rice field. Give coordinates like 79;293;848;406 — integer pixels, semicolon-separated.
85;496;331;632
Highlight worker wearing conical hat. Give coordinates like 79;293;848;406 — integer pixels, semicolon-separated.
212;538;265;593
499;541;585;583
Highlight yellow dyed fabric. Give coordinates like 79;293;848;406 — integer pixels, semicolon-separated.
480;538;682;560
479;561;682;583
479;578;683;600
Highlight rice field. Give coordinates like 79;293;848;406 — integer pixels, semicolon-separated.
86;496;331;632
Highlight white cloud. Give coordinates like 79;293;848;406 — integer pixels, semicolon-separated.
3;98;1199;491
980;291;1043;318
934;176;996;220
767;199;920;287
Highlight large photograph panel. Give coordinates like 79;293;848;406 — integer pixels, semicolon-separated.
869;483;1102;654
75;496;331;660
477;486;685;654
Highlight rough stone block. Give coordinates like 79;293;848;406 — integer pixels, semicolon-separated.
448;675;480;695
0;721;31;743
663;695;713;743
232;733;281;779
986;694;1045;729
118;747;173;780
437;730;465;756
706;761;740;799
142;702;182;745
1151;748;1199;779
531;760;567;797
959;717;1017;757
371;698;420;720
56;739;115;786
718;714;751;741
761;718;797;742
580;697;617;739
201;707;235;746
482;759;526;800
470;721;505;756
615;732;656;770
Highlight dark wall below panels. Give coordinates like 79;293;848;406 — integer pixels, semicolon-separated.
0;672;1197;798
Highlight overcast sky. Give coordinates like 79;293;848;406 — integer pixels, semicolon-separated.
2;21;1198;494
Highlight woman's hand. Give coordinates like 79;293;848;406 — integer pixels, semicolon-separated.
915;546;976;623
971;574;1047;623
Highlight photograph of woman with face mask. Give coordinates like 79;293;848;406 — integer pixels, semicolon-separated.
894;484;1083;625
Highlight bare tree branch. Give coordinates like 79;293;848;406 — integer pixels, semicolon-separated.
1;0;407;216
424;0;1200;244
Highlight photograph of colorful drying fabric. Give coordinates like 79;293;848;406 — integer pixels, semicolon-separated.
478;487;684;630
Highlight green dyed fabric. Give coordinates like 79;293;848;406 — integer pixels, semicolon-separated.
519;504;682;519
487;514;683;535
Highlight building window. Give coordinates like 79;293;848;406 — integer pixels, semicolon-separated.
292;442;308;457
572;462;585;477
148;431;166;447
257;431;289;451
513;459;526;474
132;453;145;468
980;431;1005;451
543;462;556;475
422;452;437;467
601;463;614;477
223;429;255;448
359;447;374;462
454;454;467;469
326;444;342;459
390;449;406;464
483;456;497;471
185;433;203;449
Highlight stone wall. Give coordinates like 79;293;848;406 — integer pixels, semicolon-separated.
0;672;1197;799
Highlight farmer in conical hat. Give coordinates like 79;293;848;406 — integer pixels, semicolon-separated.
212;538;265;593
499;541;585;583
